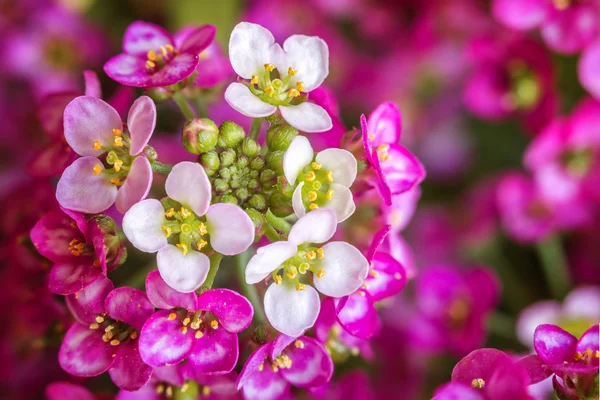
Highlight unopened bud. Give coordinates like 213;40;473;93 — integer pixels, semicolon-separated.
200;151;220;174
88;214;127;266
241;137;261;157
236;155;249;169
248;178;259;190
248;194;266;210
220;149;236;166
146;87;174;102
269;192;293;217
182;118;219;154
266;124;298;151
143;145;158;162
265;113;284;125
260;169;277;186
214;179;229;193
235;188;250;202
220;194;238;205
250;156;265;171
219;166;233;180
219;121;245;148
266;151;284;175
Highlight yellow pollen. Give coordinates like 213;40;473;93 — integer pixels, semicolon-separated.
250;75;259;85
271;364;279;373
317;248;324;259
287;88;300;98
130;331;138;340
325;189;334;200
274;275;283;285
288;67;297;76
160;46;168;57
394;272;402;280
316;269;326;278
190;320;201;330
102;334;109;342
351;347;360;356
305;171;316;181
264;85;274;97
471;378;485;389
196;239;207;250
113;159;123;172
165;387;173;398
594;350;600;358
92;164;102;175
311;162;322;170
179;207;191;218
296;81;304;92
110;339;120;346
162;226;172;238
165;208;175;217
370;270;379;278
168;313;177;322
112;128;122;136
93;140;102;150
180;326;188;334
156;385;165;395
201;386;211;396
368;133;376;141
308;191;318;201
195;330;204;339
165;44;175;53
309;203;319;210
176;243;188;255
95;316;105;323
286;267;298;279
326;171;334;182
305;250;316;261
296;283;306;291
181;383;189;393
198;223;207;235
554;0;570;10
258;363;264;371
210;320;219;329
298;263;310;274
574;352;583;362
312;181;322;190
295;339;304;348
357;291;366;296
105;324;114;332
182;317;191;326
264;63;274;71
113;136;124;147
147;50;157;61
146;60;156;69
89;323;99;329
110;178;121;185
361;282;369;289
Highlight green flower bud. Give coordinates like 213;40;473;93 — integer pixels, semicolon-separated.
200;151;220;174
250;156;265;171
260;169;277;185
245;208;264;231
220;194;238;205
182;118;219;154
266;151;284;175
219;121;246;148
143;145;158;162
146;87;174;102
220;149;236;166
236;155;249;169
265;113;284;125
230;179;241;189
235;188;249;202
249;169;259;178
214;179;229;193
248;179;260;190
89;214;127;267
269;192;293;217
219;166;233;180
248;194;266;210
266;124;298;151
241;137;261;157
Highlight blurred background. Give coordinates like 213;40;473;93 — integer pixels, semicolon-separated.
1;0;599;399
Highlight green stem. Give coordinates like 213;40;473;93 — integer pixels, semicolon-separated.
201;253;223;290
265;209;292;234
249;118;262;140
151;161;173;175
172;91;196;120
194;97;208;118
236;250;266;324
536;235;571;300
263;223;282;242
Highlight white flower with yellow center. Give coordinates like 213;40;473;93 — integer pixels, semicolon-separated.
224;22;332;133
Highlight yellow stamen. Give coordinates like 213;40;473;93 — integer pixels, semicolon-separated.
316;269;326;278
165;44;175;53
357;291;366;296
264;85;274;97
286;266;298;279
317;248;324;259
183;317;191;326
305;171;316;181
110;339;120;346
195;330;204;339
165;387;173;398
93;140;102;150
176;243;188;255
258;363;264;371
164;208;175;218
308;191;318;201
250;75;259;85
351;347;360;356
101;334;109;342
160;46;168;57
309;203;319;210
105;324;114;332
298;263;310;274
368;133;376;141
326;189;334;200
296;81;304;92
264;63;274;71
198;223;207;235
92;164;102;175
311;162;322;170
95;316;105;324
146;60;156;69
113;136;124;147
287;88;300;98
326;171;334;182
305;251;316;261
156;384;165;395
147;50;157;61
296;283;305;291
180;326;188;334
162;226;172;238
295;339;304;348
113;159;123;172
168;313;176;320
179;207;191;218
112;128;122;136
370;270;379;278
394;272;402;280
196;239;207;250
210;320;218;329
471;378;485;389
110;178;121;185
288;67;297;76
202;387;211;396
181;383;189;393
89;323;99;329
130;331;138;340
274;275;283;285
594;350;600;358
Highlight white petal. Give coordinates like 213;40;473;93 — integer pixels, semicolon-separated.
279;103;332;133
205;203;255;256
229;22;280;78
325;183;356;223
122;199;168;253
288;209;337;245
281;35;329;92
292;182;307;218
283;136;314;184
315;149;357;187
165;162;211;216
264;283;320;337
245;241;298;284
313;242;369;298
225;83;277;118
157;245;210;293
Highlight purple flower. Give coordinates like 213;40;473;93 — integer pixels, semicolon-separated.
237;334;334;400
360;102;426;206
56;95;156;214
46;382;94;400
122;162;255;293
364;225;407;302
579;40;600;99
59;277;154;391
138;271;252;375
104;21;215;88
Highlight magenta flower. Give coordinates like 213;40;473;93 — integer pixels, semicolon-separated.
30;207;122;295
46;382;94;400
237;334;334;400
360;102;426;206
534;324;599;375
122;162;255;293
492;0;599;54
580;40;600;99
59;277;154;391
138;271;252;374
365;225;407;302
104;21;215;88
56;95;156;214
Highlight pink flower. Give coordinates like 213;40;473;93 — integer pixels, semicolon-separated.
104;21;215;88
122;162;255;293
364;225;407;302
138;271;252;375
46;382;94;400
579;40;600;99
59;277;154;391
56;95;156;214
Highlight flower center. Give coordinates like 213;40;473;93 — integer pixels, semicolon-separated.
272;245;326;291
506;60;541;111
161;206;209;255
557;317;597;339
168;308;218;338
44;37;80;70
91;128;138;186
553;0;571;10
560;148;594;178
145;44;179;74
447;297;470;328
298;161;335;211
247;64;305;106
88;314;139;347
471;378;485;389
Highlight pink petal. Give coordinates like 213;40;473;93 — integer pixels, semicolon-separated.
63;96;122;157
189;326;239;374
451;348;512;384
366;225;391;262
122;199;168;253
48;260;102;295
145;270;197;310
379;144;426;195
197;288;253;333
109;341;153;391
237;343;271;390
541;5;599;54
59;323;115;377
370;149;393;206
336;290;379;339
27;142;77;178
56;156;118;214
30;209;83;263
46;382;95;400
463;67;511;120
579;40;600;99
271;334;297;360
516;301;561;347
576;325;599;354
84;70;102;98
104;287;154;330
165;162;211;216
367;101;402;146
157;244;210;293
279;336;333;388
66;275;114;325
433;382;485;400
37;92;78;140
176;25;216;54
61;207;89;241
491;0;547;30
515;355;553;385
534;324;578;365
115;156;153;213
123;21;173;56
139;310;194;366
366;252;406;302
205;203;255;256
127;96;156;156
241;364;290;400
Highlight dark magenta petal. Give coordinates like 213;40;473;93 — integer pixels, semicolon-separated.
191;372;239;397
197;288;253;333
336;290;380;339
533;324;578;365
84;70;102;98
30;209;83;263
271;334;297;360
59;323;114;376
370;147;393;206
154;364;185;386
237;343;271;390
145;270;197;310
576;325;599;353
280;336;333;388
465;267;500;313
176;25;216;54
104;53;198;88
66;275;114;325
379;144;426;195
367;101;402;146
463;66;511;120
189;326;238;374
123;21;173;56
27;143;78;178
48;260;102;295
104;287;154;330
314;298;338;343
241;363;290;400
60;207;89;242
46;382;95;400
432;382;485;400
139;310;194;367
88;218;108;274
486;357;531;400
360;114;375;164
515;354;553;385
365;224;391;262
367;252;406;302
451;348;512;384
37;92;78;139
109;341;153;391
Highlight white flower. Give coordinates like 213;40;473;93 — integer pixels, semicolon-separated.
225;22;332;133
245;209;369;336
284;136;357;222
